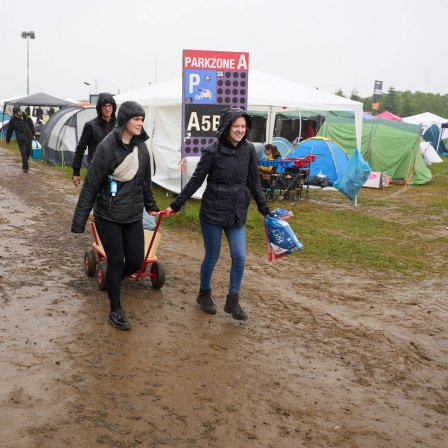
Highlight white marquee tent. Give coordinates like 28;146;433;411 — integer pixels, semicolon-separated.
114;69;363;197
402;112;448;139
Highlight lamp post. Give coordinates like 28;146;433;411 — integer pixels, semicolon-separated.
21;31;35;95
84;82;91;101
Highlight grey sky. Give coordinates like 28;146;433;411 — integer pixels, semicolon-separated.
2;0;447;103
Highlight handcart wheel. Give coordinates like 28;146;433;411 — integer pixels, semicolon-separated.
292;193;300;201
283;191;291;200
97;261;107;291
266;193;275;202
84;249;96;277
150;261;165;289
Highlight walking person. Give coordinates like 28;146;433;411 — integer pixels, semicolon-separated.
71;101;160;330
165;107;270;320
72;92;117;187
5;106;35;173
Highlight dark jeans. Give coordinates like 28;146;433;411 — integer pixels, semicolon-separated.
95;217;144;311
18;141;31;171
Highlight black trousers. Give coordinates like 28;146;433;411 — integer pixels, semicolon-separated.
18;141;31;171
95;217;144;311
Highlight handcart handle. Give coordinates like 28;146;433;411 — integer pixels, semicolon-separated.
159;209;176;217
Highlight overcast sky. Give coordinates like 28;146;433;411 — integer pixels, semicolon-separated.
2;0;447;102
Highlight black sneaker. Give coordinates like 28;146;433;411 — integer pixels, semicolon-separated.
108;307;131;330
224;294;248;320
196;289;217;314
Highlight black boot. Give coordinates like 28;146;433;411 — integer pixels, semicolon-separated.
196;288;217;314
224;294;248;320
108;307;131;330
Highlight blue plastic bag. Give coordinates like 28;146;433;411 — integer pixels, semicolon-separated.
333;148;371;200
264;216;302;262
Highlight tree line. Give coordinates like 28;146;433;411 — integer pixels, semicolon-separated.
335;87;448;119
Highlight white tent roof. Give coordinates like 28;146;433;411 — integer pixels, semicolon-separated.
402;112;448;126
403;112;448;140
114;69;363;197
115;69;363;146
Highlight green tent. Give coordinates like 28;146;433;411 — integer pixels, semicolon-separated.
317;116;432;185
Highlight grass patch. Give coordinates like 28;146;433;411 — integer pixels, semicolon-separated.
3;141;447;278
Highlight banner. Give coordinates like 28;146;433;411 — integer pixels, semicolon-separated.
181;49;249;158
371;80;383;111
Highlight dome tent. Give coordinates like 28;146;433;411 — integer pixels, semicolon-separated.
285;136;349;184
40;105;96;166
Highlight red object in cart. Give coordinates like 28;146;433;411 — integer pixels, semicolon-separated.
84;210;175;291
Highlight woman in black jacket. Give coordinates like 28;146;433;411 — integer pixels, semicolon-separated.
71;101;160;330
166;108;270;320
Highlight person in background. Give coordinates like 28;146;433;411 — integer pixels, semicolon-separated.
34;119;44;141
25;106;31;116
165;107;270;321
72;92;117;187
259;143;282;175
5;106;35;173
71;101;160;330
47;107;55;117
35;106;44;121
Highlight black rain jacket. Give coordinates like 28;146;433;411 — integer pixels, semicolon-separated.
6;113;35;145
71;102;159;233
72;92;117;176
170;108;270;227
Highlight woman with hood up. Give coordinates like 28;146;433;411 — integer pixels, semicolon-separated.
71;101;160;330
166;107;270;320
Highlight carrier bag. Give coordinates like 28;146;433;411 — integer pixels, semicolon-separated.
264;216;303;262
333;148;371;200
269;208;294;220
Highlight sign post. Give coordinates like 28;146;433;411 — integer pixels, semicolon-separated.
181;49;249;192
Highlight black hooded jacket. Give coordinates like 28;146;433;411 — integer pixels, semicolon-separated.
170;108;270;227
72;92;117;176
71;101;159;233
6;110;35;145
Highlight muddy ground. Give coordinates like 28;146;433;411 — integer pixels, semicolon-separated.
0;146;447;448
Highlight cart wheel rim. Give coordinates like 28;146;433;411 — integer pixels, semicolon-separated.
98;269;103;283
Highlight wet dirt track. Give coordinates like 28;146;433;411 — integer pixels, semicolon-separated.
0;147;447;448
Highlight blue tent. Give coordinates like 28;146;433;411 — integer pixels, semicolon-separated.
285;136;349;183
423;124;447;155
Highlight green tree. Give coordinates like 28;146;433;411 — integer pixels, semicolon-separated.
335;89;346;98
350;89;363;102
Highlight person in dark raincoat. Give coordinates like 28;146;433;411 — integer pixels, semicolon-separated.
5;106;35;173
72;92;117;187
166;107;270;320
71;101;160;330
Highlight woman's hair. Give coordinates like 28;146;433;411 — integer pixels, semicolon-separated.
264;144;281;159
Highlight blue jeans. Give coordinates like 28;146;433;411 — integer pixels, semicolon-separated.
199;220;246;294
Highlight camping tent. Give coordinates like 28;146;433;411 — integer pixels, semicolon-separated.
114;69;363;196
284;136;349;183
402;112;448;140
422;124;447;155
40;105;96;166
317;115;432;185
374;110;402;121
420;141;443;165
1;92;72;141
4;92;72;108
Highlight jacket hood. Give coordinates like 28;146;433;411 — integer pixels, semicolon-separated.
96;92;117;117
216;107;252;144
12;106;21;115
115;101;149;143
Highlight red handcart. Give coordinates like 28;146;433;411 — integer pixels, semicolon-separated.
83;210;174;290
